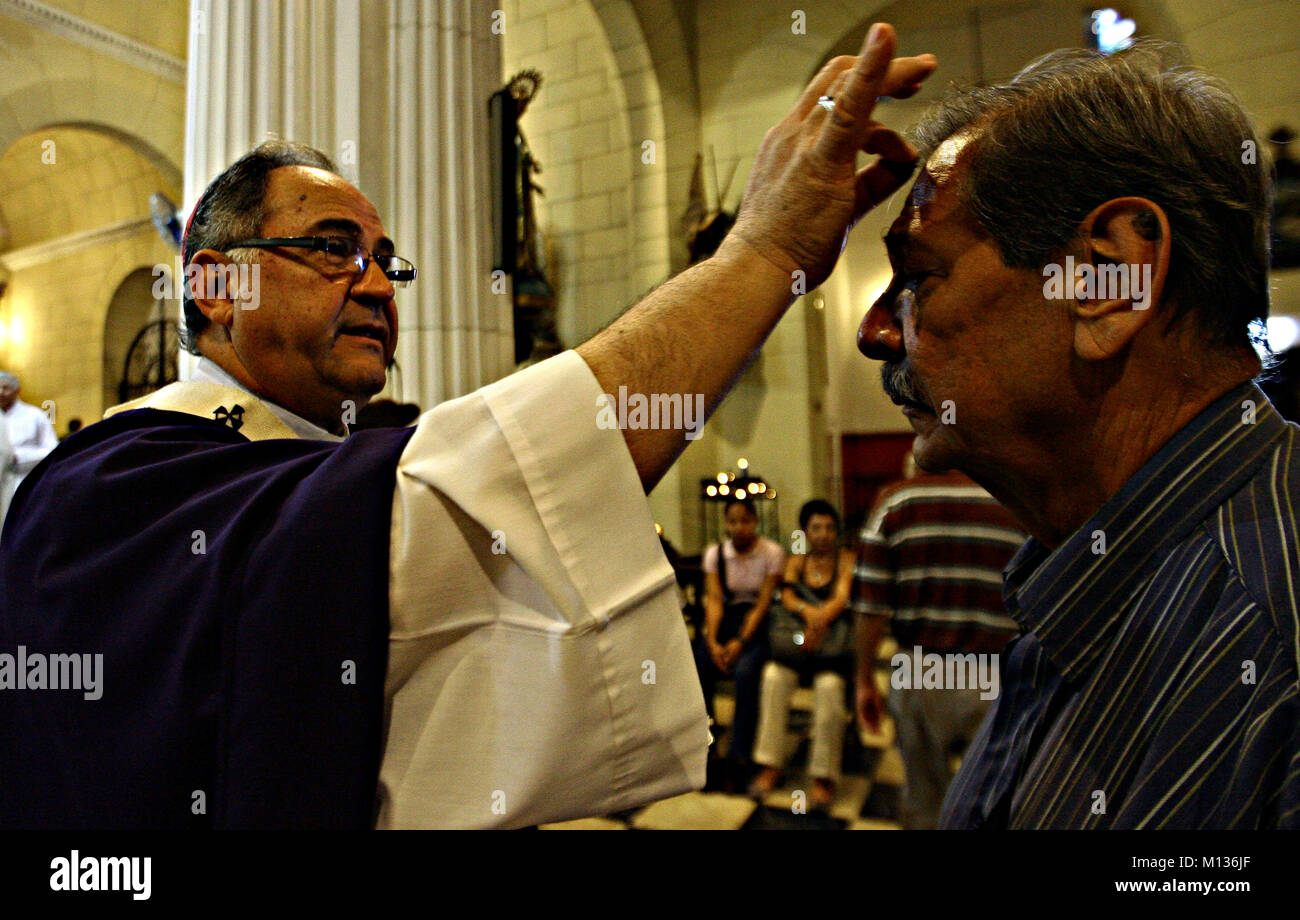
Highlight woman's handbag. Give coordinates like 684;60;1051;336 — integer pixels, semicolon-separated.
768;570;852;665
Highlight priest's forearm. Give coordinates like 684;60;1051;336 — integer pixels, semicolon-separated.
576;236;792;492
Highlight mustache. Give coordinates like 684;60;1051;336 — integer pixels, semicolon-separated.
881;360;931;410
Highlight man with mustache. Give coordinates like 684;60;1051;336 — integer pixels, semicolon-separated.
0;26;935;827
856;43;1298;828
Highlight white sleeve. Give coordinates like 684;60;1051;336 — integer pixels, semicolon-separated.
377;350;710;829
39;412;58;452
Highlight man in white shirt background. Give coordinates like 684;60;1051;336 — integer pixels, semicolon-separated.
0;371;58;530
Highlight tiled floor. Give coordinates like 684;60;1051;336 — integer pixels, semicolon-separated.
542;649;910;830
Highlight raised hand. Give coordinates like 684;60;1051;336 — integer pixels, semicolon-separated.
729;23;937;290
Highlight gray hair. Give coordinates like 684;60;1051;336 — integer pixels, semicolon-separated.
0;372;17;389
180;140;339;355
910;42;1271;352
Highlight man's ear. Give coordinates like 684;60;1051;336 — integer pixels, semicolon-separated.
186;250;238;334
1067;197;1171;362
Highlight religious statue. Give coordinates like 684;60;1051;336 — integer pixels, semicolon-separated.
503;69;560;364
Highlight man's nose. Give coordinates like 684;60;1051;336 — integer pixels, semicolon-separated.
353;258;396;304
857;290;904;361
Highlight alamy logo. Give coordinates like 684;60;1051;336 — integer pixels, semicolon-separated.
0;646;103;700
890;646;1000;701
49;851;150;900
152;258;260;310
596;386;705;440
1042;255;1152;310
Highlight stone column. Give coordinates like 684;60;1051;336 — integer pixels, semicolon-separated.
183;0;512;405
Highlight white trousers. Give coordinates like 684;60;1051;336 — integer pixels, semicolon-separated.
752;662;848;782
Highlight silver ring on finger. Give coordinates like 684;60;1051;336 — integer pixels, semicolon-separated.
817;95;835;112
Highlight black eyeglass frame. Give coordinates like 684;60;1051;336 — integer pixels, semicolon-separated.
222;236;417;286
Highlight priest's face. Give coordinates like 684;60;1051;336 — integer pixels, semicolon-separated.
227;166;399;429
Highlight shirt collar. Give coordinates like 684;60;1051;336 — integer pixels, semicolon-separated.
190;358;346;442
1004;381;1288;683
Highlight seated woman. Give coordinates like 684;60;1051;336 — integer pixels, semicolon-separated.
693;496;785;785
749;499;856;810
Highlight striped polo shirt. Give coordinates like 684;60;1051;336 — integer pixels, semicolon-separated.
942;382;1300;829
853;471;1027;655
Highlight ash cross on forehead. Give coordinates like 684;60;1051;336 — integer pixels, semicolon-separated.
880;163;955;284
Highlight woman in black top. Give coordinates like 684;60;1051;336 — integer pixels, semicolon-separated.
749;500;856;810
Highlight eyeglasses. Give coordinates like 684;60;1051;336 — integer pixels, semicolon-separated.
223;236;417;288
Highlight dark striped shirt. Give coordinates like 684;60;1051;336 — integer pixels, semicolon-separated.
854;471;1027;654
942;382;1300;829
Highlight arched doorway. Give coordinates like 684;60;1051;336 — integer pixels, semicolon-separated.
103;267;178;410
